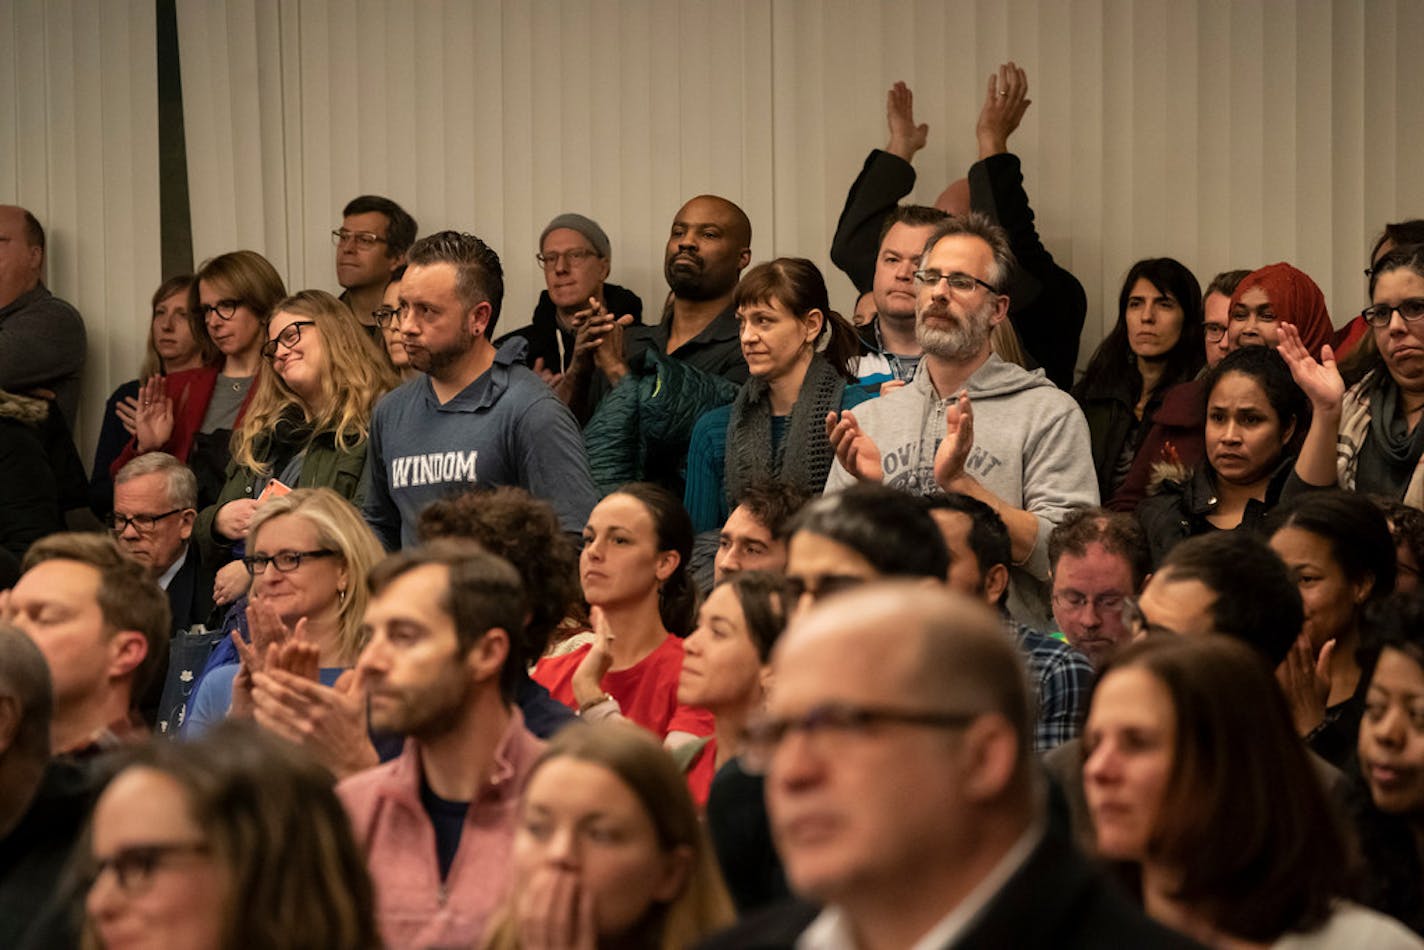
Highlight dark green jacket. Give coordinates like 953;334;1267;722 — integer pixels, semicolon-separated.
194;420;369;567
584;350;739;497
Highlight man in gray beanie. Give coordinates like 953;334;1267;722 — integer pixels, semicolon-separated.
496;212;642;382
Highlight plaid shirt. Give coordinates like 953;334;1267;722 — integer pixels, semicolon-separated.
1008;621;1096;752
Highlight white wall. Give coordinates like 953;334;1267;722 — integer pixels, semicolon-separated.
0;0;161;458
7;0;1424;460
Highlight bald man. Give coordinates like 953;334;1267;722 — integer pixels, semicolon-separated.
573;195;752;421
0;206;86;428
702;582;1195;948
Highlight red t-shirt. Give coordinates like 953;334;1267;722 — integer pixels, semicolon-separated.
533;635;714;740
685;738;718;807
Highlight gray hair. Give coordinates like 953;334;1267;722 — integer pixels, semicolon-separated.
920;211;1017;292
115;452;198;509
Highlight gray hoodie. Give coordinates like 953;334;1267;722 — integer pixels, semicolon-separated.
826;354;1098;626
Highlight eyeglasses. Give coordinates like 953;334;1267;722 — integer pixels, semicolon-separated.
913;269;998;295
331;229;388;249
195;299;242;322
784;573;867;602
241;549;338;575
261;321;317;360
372;305;403;328
86;841;210;894
1361;299;1424;328
1052;590;1126;615
110;509;188;534
741;702;980;775
1120;595;1180;638
535;248;600;270
1203;322;1227;342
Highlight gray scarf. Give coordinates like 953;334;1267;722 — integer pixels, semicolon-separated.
724;355;846;504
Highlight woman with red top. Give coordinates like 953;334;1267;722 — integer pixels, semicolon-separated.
116;250;287;508
532;483;713;745
676;571;789;806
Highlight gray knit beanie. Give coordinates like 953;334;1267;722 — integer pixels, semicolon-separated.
539;213;610;259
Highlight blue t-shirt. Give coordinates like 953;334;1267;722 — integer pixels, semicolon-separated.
364;341;598;550
184;664;344;738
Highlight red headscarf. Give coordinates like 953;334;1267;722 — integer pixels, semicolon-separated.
1229;262;1333;359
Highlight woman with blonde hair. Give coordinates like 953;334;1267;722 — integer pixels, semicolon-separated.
183;487;385;736
194;289;397;601
483;721;734;950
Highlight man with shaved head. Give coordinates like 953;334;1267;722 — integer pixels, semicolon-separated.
701;583;1194;948
573;195;752;420
0;205;86;428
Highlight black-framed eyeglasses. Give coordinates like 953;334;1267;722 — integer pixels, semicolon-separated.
372;305;403;328
110;509;188;534
1203;322;1227;342
913;269;998;295
331;229;388;249
741;702;980;775
242;549;338;575
535;248;600;270
261;321;317;360
1361;299;1424;328
85;841;210;895
784;573;867;602
195;299;242;322
1120;595;1179;638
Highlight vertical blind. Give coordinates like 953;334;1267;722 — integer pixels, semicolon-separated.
0;0;161;455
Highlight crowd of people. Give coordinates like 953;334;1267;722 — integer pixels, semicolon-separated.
2;63;1424;949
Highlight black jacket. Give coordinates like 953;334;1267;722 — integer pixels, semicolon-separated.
1135;458;1294;568
830;150;1087;390
697;827;1202;949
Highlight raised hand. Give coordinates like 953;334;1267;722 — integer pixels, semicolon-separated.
1278;322;1344;414
231;598;306;718
976;61;1032;159
886;81;929;162
133;375;175;452
516;866;598;950
1276;633;1333;737
572;606;616;710
933;390;975;489
252;662;378;779
115;394;140;435
826;410;884;482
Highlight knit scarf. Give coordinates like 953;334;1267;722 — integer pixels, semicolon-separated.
725;355;846;504
1336;368;1424;508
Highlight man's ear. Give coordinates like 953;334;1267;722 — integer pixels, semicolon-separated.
178;508;196;543
961;713;1019;803
466;627;511;685
107;630;148;681
467;300;494;339
738;247;752;271
983;563;1010;607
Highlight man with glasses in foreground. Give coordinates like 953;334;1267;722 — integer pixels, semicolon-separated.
333;194;418;341
701;582;1193;949
825;212;1097;629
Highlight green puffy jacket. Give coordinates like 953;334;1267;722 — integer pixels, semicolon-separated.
584;350;739;497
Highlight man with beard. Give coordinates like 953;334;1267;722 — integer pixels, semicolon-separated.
362;230;597;549
337;541;543;950
569;194;752;419
824;213;1096;627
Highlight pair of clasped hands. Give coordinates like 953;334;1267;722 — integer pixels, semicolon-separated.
531;297;635;389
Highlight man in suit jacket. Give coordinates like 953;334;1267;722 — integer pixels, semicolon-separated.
701;583;1199;949
112;453;213;632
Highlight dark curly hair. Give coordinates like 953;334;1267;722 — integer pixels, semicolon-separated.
417;486;581;664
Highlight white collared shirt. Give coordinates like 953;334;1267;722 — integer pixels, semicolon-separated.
797;819;1045;950
156;546;188;592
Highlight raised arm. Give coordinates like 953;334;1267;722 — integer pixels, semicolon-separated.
1278;322;1345;488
